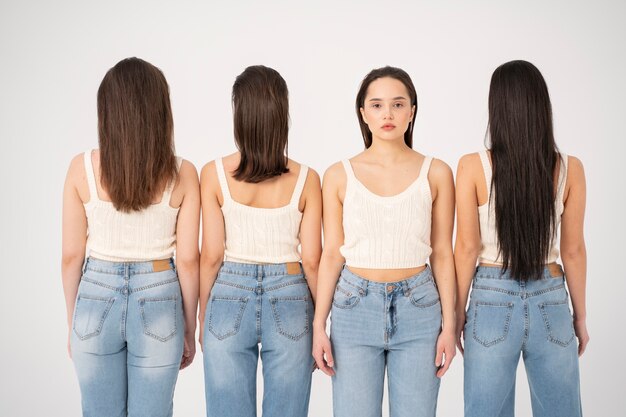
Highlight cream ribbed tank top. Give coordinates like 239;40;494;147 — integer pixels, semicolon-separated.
339;157;434;269
477;150;568;264
216;158;308;264
83;150;182;262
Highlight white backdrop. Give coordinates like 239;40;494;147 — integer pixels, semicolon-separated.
1;0;625;415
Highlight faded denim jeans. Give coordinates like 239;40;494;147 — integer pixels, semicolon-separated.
203;261;314;417
330;266;442;417
71;257;184;417
463;265;582;417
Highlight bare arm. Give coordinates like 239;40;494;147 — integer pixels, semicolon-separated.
560;156;589;356
298;169;322;302
175;160;201;368
61;155;88;357
453;154;482;354
312;163;346;376
428;159;457;377
198;162;226;348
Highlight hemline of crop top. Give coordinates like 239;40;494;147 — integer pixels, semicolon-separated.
216;157;309;264
83;150;183;262
477;150;568;265
339;157;434;269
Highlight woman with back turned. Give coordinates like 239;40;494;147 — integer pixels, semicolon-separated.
62;57;200;417
455;60;589;417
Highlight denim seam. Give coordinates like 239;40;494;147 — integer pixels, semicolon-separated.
407;277;434;291
85;267;173;275
538;301;575;347
410;296;441;308
139;296;178;342
263;278;307;292
526;284;565;298
81;277;120;292
73;296;115;341
132;278;179;293
219;268;302;278
472;301;514;347
208;297;249;340
472;284;520;296
214;280;256;292
269;296;310;341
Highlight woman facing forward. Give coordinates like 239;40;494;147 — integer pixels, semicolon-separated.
455;60;589;417
199;65;322;417
313;66;457;417
62;57;200;417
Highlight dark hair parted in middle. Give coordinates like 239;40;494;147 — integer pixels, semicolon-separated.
356;66;418;148
232;65;290;183
488;60;562;280
98;57;177;212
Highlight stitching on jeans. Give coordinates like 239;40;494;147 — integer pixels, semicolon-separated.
208;297;249;340
81;277;119;292
472;301;514;347
269;296;310;341
132;278;179;293
214;280;256;292
472;284;520;296
526;284;565;298
139;296;179;342
73;295;115;340
263;278;307;292
538;300;575;347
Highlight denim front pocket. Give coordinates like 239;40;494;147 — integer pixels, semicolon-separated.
270;296;310;341
73;295;115;340
208;296;249;340
140;296;178;342
538;300;575;347
472;301;514;347
332;284;360;309
410;280;440;308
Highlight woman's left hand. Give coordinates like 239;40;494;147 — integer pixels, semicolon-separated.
435;328;456;378
180;331;196;369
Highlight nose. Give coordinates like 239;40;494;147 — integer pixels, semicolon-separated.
383;105;394;120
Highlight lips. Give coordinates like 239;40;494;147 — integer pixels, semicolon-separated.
382;124;396;130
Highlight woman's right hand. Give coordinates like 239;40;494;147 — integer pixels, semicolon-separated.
312;325;335;376
455;311;466;355
574;317;590;356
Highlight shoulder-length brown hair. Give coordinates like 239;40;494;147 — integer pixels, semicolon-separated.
232;65;289;183
97;57;177;212
355;66;418;148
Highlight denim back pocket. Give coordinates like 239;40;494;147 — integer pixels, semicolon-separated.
270;296;310;341
140;296;179;342
538;300;575;347
208;297;249;340
73;295;115;340
332;284;360;309
472;301;514;347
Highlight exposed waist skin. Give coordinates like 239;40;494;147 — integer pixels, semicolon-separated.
346;265;427;283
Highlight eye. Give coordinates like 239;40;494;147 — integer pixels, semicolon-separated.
371;103;382;109
393;102;404;108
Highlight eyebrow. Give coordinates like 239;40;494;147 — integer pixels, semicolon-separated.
368;96;408;101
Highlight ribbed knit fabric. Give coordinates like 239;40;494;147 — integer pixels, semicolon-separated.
477;150;568;264
216;158;308;264
339;157;433;269
83;150;182;262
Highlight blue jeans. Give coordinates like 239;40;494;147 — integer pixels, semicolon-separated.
463;266;582;417
203;261;314;417
71;257;184;417
330;266;442;417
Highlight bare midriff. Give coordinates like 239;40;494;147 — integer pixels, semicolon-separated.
346;265;427;283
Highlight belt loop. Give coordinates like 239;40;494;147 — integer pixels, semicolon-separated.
401;280;410;297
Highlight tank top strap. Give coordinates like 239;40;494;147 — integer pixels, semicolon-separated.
215;158;232;203
290;165;309;206
478;150;493;199
341;159;356;181
418;156;433;180
160;157;183;206
556;153;568;203
83;150;100;203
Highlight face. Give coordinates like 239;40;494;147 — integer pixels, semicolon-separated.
360;77;415;143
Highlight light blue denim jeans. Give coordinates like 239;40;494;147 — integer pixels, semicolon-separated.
70;257;184;417
463;265;582;417
203;261;314;417
330;266;442;417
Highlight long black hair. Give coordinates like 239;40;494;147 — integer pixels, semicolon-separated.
488;60;562;280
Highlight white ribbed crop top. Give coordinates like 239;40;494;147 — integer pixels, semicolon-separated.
216;158;308;264
83;150;182;262
339;157;434;269
478;150;568;264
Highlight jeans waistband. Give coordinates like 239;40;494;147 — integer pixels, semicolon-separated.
340;265;433;294
475;263;564;280
219;261;303;278
84;257;175;274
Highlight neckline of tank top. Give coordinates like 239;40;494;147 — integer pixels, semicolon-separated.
219;159;308;212
83;150;179;210
344;157;431;202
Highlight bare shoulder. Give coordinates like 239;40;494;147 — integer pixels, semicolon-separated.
322;161;346;188
566;154;585;185
200;160;218;183
178;159;199;189
304;166;321;188
428;156;453;183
